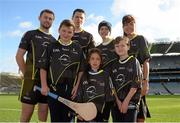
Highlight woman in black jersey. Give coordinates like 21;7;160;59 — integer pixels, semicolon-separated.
110;36;142;122
122;15;151;122
39;19;84;122
77;48;111;122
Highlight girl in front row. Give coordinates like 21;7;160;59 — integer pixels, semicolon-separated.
77;48;112;122
110;36;142;122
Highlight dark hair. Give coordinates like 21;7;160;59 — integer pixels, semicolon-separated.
83;48;103;79
58;19;75;31
72;8;86;17
122;14;135;26
122;14;135;36
98;20;112;33
40;9;55;18
113;36;130;46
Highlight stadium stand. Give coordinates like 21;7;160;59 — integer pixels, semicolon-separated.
149;41;180;95
0;72;21;94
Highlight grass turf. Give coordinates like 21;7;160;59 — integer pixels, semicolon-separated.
0;95;180;122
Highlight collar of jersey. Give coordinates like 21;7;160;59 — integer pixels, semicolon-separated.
119;55;133;64
58;39;72;46
75;28;84;33
129;34;137;41
38;28;50;35
102;38;113;46
88;69;104;75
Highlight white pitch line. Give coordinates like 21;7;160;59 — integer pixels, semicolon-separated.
0;108;37;112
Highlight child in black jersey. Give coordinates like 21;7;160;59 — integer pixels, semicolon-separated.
110;36;142;122
96;20;117;122
39;19;84;122
77;48;111;122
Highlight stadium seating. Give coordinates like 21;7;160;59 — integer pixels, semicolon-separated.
149;41;180;95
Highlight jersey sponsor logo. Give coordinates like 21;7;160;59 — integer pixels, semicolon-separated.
102;53;108;61
62;48;70;51
112;69;117;73
86;86;96;98
53;48;61;52
23;96;31;100
118;67;125;70
99;82;105;87
35;35;43;39
73;40;79;44
42;41;50;47
82;80;88;85
127;67;133;72
58;54;71;66
43;36;50;40
131;42;136;47
102;48;108;51
72;48;78;55
82;37;87;40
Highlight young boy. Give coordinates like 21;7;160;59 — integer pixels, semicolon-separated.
38;19;84;122
96;20;117;121
110;36;142;122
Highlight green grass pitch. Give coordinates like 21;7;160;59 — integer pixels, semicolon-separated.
0;95;180;122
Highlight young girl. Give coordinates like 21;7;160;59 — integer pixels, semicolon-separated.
110;36;142;122
39;19;84;122
122;15;151;122
77;48;111;122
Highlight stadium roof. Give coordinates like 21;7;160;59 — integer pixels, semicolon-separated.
150;41;180;54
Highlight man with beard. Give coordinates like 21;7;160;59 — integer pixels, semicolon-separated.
16;9;56;122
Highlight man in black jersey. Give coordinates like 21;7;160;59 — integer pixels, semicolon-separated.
71;8;95;58
15;9;55;122
71;8;95;100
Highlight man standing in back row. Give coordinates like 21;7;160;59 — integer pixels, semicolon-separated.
71;8;95;99
71;8;95;58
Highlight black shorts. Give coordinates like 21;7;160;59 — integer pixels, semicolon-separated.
137;96;151;119
112;104;138;122
19;78;47;105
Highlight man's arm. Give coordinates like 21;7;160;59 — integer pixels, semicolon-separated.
16;48;26;75
40;68;49;96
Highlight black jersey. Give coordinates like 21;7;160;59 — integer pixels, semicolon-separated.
72;30;95;58
96;40;118;71
77;70;111;113
128;35;151;64
38;40;84;96
19;29;56;80
110;56;142;104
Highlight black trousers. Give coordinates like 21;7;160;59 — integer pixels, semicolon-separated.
111;105;138;122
